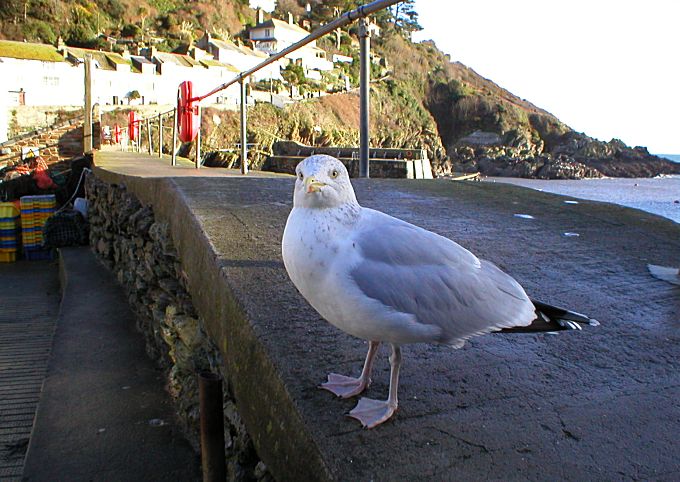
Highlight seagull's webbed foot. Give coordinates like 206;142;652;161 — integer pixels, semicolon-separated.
321;373;369;398
348;344;402;429
320;341;380;398
348;397;397;428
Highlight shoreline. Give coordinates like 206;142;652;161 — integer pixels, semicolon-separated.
485;175;680;224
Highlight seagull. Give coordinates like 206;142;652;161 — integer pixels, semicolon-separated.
282;155;597;428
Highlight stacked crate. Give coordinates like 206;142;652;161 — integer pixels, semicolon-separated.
0;202;20;262
20;195;56;260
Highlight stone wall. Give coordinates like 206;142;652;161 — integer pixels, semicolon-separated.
85;174;271;481
7;105;84;138
265;141;433;179
0;119;92;168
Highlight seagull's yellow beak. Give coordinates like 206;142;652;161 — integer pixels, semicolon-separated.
305;176;326;193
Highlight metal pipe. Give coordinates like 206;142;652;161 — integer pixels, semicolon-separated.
172;107;177;166
147;118;153;155
240;80;248;175
158;112;163;158
198;372;226;482
359;18;371;178
192;0;399;103
196;105;202;169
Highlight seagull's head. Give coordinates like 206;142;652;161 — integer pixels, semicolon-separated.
294;155;358;209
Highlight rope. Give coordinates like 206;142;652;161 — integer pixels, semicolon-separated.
56;167;91;214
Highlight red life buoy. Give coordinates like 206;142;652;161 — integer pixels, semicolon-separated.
177;80;200;143
128;111;140;141
113;124;121;144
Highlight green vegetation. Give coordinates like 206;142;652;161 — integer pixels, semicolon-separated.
0;39;64;62
281;63;306;86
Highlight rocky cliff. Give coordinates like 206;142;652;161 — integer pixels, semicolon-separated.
422;62;679;179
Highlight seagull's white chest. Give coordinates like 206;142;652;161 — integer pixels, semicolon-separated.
283;207;347;290
282;206;362;329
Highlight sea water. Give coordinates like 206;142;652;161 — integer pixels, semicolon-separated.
488;175;680;224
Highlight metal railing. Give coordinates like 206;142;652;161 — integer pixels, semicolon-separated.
106;0;400;176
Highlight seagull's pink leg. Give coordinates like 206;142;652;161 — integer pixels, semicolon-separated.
349;344;401;428
321;341;380;398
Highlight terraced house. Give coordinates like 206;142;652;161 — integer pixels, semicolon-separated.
0;37;277;111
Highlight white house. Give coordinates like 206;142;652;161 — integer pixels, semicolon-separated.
64;46;138;105
0;39;83;106
0;38;259;111
249;16;333;76
196;33;282;83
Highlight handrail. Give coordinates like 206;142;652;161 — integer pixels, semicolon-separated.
131;107;175;124
191;0;400;103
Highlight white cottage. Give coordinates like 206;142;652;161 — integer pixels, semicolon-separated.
0;39;83;106
249;15;333;76
196;33;282;83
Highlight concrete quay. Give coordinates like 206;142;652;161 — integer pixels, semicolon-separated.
89;151;680;481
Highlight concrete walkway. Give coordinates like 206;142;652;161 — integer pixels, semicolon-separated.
94;151;680;481
18;248;199;481
0;260;60;481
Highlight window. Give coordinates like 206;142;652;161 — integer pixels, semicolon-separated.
265;28;271;37
42;76;59;86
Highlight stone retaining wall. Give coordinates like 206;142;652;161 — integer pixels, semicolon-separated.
85;174;270;481
265;141;433;179
0;119;91;168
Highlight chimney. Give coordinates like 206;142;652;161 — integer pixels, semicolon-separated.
287;12;294;25
144;46;156;61
257;7;264;25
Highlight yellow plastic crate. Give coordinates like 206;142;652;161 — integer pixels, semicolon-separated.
0;251;16;263
0;202;19;218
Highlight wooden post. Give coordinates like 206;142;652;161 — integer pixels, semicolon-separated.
83;55;94;154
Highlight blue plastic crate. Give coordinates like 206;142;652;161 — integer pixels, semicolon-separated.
24;248;54;261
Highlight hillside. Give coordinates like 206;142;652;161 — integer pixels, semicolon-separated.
3;0;678;178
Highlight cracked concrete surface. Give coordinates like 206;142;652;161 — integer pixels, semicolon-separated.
95;152;680;481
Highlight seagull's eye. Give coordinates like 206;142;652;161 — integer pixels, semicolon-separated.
330;169;339;179
298;172;304;181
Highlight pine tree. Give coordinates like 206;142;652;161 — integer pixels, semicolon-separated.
389;1;421;35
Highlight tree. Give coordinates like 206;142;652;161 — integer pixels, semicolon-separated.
389;1;422;35
281;62;306;86
121;23;141;38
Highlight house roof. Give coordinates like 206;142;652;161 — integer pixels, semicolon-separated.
130;55;153;65
252;18;310;37
154;52;201;68
130;55;154;73
200;59;240;72
210;38;242;53
209;37;268;59
0;39;65;62
65;47;130;70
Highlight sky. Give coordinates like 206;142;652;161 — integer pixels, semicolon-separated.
412;0;680;154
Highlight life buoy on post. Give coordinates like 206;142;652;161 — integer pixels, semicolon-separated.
128;111;140;141
177;81;200;143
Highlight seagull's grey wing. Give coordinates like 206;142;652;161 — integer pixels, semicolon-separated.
350;211;535;346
